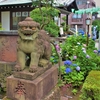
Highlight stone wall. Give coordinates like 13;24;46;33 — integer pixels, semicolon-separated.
0;31;17;97
0;31;18;62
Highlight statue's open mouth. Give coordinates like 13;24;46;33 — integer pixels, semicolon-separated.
24;33;33;36
21;30;34;36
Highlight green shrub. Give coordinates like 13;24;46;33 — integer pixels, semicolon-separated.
30;7;60;37
80;70;100;100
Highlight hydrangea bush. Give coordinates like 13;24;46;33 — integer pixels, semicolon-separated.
51;35;100;88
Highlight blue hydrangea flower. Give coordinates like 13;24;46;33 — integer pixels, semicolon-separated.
88;34;90;37
65;68;72;74
51;56;54;58
76;66;80;71
64;60;72;66
92;36;96;41
53;60;57;63
98;50;100;53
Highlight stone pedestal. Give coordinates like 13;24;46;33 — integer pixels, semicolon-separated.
7;66;59;100
13;63;52;80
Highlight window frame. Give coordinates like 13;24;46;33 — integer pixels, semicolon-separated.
10;11;30;30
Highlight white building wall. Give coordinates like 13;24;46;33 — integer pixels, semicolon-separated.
1;11;10;31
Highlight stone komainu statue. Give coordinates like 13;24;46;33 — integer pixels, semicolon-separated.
15;17;52;72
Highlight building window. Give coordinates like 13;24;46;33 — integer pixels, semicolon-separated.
12;11;29;30
77;14;82;18
72;14;82;19
76;0;87;5
72;14;77;18
76;1;82;5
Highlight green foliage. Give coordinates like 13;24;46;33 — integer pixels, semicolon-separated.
60;35;100;75
60;65;85;87
50;45;59;64
30;6;60;37
44;20;59;37
30;7;59;24
72;89;78;95
0;23;3;30
92;19;100;31
0;71;12;94
80;71;100;100
61;35;94;60
57;79;65;87
61;16;70;32
62;16;66;21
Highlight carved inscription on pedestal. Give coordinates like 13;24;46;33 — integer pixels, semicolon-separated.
15;81;26;100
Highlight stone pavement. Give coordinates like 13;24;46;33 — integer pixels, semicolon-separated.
61;96;68;100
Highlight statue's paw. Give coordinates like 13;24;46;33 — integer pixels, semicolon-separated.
29;66;37;73
15;65;23;71
39;59;49;67
38;63;43;67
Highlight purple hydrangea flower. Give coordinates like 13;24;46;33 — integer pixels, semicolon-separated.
73;56;77;60
93;50;98;53
64;60;72;66
86;55;90;58
56;44;60;52
76;66;80;71
65;68;72;74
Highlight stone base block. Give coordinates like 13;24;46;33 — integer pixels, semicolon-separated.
4;86;60;100
13;63;52;80
7;67;58;100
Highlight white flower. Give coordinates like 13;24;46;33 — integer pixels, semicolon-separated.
66;54;69;57
83;50;86;53
82;48;85;50
86;55;90;58
77;42;80;45
82;47;86;53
